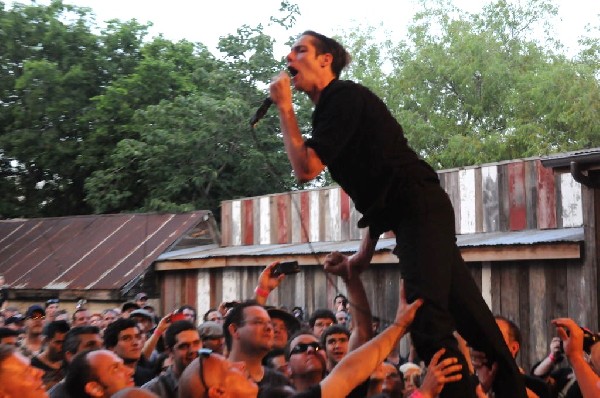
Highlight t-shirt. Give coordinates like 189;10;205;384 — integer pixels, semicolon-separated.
305;79;438;237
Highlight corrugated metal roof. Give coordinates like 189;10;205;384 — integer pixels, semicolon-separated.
157;227;583;261
540;147;600;169
0;211;213;291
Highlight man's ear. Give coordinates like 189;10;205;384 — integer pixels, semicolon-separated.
228;323;239;340
320;53;333;68
84;381;104;397
207;386;226;398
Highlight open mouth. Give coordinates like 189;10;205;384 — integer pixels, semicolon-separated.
288;66;298;77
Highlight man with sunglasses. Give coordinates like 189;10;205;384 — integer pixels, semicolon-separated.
141;320;201;398
286;332;327;392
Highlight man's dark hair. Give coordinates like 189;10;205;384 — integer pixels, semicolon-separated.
63;326;101;355
308;309;336;328
333;293;348;306
495;315;521;345
104;318;138;349
223;300;259;351
43;320;70;339
64;349;95;398
203;308;218;322
284;328;317;360
262;348;286;368
0;327;20;340
164;320;196;349
320;324;350;347
121;301;140;313
301;30;351;78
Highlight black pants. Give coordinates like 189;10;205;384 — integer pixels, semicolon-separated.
392;179;527;398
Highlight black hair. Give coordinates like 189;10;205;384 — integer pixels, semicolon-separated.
284;328;317;360
64;349;95;398
164;320;196;349
203;308;218;322
320;324;350;347
262;348;286;368
121;302;140;313
43;320;70;339
103;318;138;349
308;309;336;328
333;293;348;306
301;30;351;78
63;326;101;355
222;300;259;351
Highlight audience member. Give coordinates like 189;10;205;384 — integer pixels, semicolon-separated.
177;305;197;325
202;308;223;324
552;318;600;398
64;349;135;397
321;324;350;372
20;304;46;358
72;307;92;327
263;348;291;379
45;299;60;323
197;321;225;354
224;300;290;391
308;309;336;339
31;320;70;389
104;318;155;386
55;309;69;322
472;316;551;398
135;293;149;309
0;344;48;398
48;325;103;398
141;320;200;397
267;307;301;350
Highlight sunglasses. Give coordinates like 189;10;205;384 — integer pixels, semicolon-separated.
290;342;322;355
198;348;213;391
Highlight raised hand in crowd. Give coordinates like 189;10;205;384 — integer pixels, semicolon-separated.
142;312;174;360
418;348;463;398
531;336;563;379
253;261;286;305
552;317;600;398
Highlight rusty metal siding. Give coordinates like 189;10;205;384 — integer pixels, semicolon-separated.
0;211;211;291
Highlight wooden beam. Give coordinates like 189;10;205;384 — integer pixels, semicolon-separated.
154;243;581;271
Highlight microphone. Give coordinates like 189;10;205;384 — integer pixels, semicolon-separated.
250;97;273;128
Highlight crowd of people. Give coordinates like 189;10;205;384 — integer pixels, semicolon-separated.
0;260;599;398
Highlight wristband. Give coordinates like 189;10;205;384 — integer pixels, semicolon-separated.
254;286;270;298
153;328;163;337
549;353;556;362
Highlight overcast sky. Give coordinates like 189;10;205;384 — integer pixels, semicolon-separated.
5;0;599;58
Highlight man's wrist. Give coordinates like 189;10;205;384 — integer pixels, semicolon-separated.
254;286;270;298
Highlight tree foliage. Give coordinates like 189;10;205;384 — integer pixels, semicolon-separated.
1;0;599;218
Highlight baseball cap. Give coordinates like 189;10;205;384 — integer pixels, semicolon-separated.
5;314;25;325
25;304;45;318
134;293;148;301
198;321;223;339
129;309;153;320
